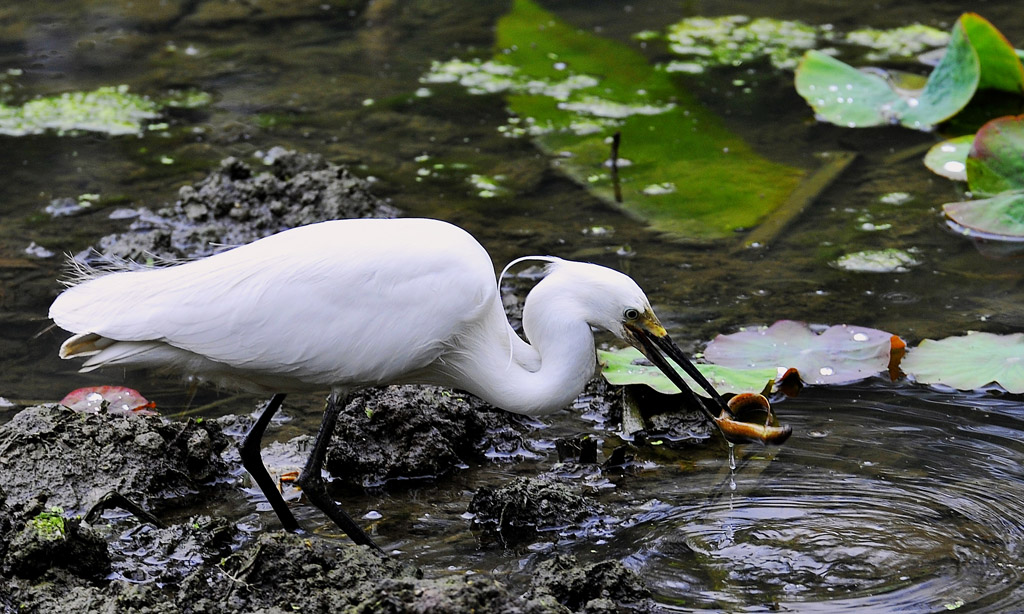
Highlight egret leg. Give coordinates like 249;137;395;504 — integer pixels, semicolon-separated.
240;393;301;532
294;392;383;552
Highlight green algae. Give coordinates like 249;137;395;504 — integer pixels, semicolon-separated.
665;15;822;72
834;248;921;273
0;85;212;136
29;507;67;541
0;85;160;136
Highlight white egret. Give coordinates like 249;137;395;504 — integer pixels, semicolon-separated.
50;218;785;551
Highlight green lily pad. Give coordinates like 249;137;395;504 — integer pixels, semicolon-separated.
943;190;1024;239
924;135;972;180
423;0;805;241
597;347;776;396
966;115;1024;196
795;16;980;130
902;332;1024;393
703;320;899;385
961;13;1024;94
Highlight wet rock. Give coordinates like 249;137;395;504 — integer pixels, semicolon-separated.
91;147;398;261
173;531;555;614
105;515;240;585
468;476;602;548
0;404;231;512
529;554;653;614
325;385;531;488
3;508;110;581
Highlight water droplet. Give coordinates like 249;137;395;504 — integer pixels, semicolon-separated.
819;366;835;376
853;332;869;341
944;160;965;173
907;98;919;108
941;144;957;152
828;84;839;92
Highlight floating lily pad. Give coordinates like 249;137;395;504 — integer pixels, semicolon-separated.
960;13;1024;94
835;248;921;273
925;135;972;180
423;0;804;241
943;190;1024;239
703;320;900;385
902;332;1024;393
966;115;1024;196
796;16;980;130
597;347;776;396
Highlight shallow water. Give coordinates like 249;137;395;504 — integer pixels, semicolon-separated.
3;0;1024;611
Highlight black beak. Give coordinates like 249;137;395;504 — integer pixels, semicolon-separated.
625;321;792;446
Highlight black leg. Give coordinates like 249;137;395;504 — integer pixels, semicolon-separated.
294;391;383;553
240;393;300;532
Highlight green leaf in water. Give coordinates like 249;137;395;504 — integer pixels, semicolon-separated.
597;347;776;397
485;0;804;241
943;190;1024;239
924;135;972;181
960;13;1024;95
902;331;1024;393
795;16;981;130
966;114;1024;196
703;320;900;386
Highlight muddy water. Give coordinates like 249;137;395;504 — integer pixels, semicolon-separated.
3;0;1024;611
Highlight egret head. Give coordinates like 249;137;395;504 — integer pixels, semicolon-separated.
529;259;791;446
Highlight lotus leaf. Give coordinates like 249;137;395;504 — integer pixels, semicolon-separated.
966;115;1024;196
924;135;972;181
943;190;1024;239
902;332;1024;393
597;347;776;396
795;15;982;130
424;0;805;241
703;320;899;385
960;13;1024;94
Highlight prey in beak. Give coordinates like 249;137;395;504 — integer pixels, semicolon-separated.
622;310;792;446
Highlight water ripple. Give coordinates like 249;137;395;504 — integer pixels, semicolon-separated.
624;385;1024;612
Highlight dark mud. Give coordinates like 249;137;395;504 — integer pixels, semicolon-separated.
325;385;533;488
88;148;398;262
0;392;654;614
0;404;230;512
468;477;603;548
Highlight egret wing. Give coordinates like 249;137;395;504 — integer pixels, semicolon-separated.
50;219;499;386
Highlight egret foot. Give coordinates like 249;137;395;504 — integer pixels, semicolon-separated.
240;393;300;532
293;392;383;552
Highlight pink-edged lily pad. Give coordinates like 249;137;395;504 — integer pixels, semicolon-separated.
966;115;1024;196
59;386;157;415
902;332;1024;393
704;320;902;385
597;347;777;396
943;190;1024;239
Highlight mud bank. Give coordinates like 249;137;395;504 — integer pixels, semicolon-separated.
0;375;667;613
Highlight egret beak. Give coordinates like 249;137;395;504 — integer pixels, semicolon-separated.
623;313;792;446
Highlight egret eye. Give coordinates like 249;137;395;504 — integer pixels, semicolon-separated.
623;308;641;320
